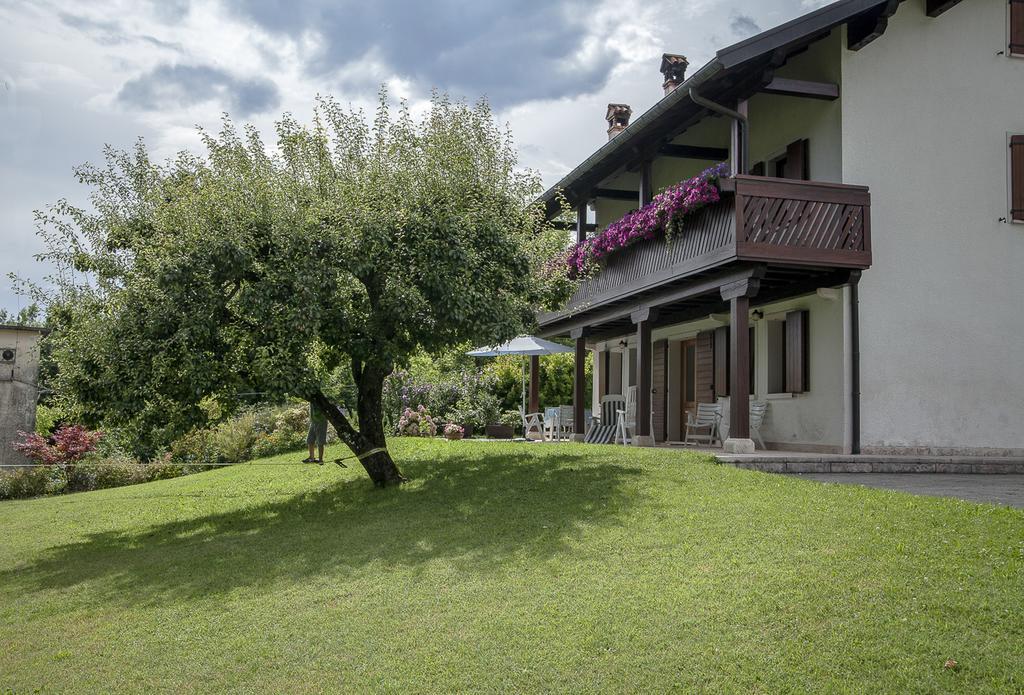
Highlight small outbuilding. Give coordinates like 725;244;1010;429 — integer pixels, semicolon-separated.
0;325;46;468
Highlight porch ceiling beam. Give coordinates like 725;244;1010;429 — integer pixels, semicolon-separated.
847;0;900;51
657;144;730;161
592;187;639;201
925;0;964;17
540;265;766;337
760;77;839;101
750;269;855;307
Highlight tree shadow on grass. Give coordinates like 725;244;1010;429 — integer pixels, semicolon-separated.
3;448;643;606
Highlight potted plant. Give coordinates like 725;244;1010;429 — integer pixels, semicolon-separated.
443;423;465;440
485;410;519;439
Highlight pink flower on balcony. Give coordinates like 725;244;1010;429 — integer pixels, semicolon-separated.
565;162;728;277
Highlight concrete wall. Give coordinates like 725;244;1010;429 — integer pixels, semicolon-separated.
0;327;43;467
842;0;1024;454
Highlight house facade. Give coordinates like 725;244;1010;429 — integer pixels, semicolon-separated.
534;0;1024;455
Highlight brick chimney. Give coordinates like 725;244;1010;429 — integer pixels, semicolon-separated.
660;53;689;95
605;103;632;140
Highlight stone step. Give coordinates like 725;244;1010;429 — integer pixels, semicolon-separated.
716;456;1024;474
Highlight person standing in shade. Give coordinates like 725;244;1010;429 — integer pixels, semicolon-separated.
304;401;328;463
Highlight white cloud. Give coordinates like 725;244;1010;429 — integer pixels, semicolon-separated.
0;0;816;312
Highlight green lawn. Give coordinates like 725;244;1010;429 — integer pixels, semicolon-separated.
1;440;1021;693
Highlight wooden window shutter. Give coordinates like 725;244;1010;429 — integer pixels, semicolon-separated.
785;310;809;393
695;331;716;404
714;326;730;397
1011;0;1024;56
749;326;756;395
652;340;668;442
1011;135;1024;222
783;139;809;180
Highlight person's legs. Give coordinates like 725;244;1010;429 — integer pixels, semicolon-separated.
315;420;327;462
304;424;317;462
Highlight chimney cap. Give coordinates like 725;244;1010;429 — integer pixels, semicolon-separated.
660;53;689;75
660;53;689;95
605;103;632;123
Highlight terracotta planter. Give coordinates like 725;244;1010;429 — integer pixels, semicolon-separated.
444;431;464;441
485;424;514;439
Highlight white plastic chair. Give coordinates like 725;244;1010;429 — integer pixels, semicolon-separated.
750;401;768;450
684;402;722;446
557;405;575;441
542;407;560;441
520;405;544;440
615;386;637;445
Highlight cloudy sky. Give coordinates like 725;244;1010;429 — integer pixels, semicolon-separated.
0;0;825;314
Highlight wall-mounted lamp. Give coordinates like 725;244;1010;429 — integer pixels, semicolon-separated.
618;339;628;350
751;309;764;321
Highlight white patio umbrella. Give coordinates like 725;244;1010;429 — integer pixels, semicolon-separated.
467;335;574;419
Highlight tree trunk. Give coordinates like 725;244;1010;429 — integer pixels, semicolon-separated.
310;367;406;486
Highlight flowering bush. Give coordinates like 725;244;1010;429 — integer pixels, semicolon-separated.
564;162;729;277
384;365;500;434
397;405;438;437
13;424;103;466
443;423;465;440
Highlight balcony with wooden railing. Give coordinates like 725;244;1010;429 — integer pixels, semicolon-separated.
538;176;871;336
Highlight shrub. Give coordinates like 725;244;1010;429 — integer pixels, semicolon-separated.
210;411;261;463
169;427;217;463
14;425;103;466
0;466;67;500
35;404;62;436
397;406;438;437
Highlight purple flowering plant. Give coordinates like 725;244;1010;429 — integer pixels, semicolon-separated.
563;162;729;278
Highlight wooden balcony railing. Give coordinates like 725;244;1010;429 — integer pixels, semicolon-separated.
726;175;871;267
551;176;870;318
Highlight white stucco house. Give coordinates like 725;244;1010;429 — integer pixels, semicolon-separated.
533;0;1024;456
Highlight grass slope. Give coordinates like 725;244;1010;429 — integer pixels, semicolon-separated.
1;440;1022;693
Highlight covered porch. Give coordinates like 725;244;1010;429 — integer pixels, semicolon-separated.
535;175;871;453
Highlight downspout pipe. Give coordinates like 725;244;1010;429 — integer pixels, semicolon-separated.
850;273;861;455
688;86;748;175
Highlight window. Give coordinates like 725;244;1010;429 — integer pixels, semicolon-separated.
1011;134;1024;223
764;139;809;180
1011;0;1024;57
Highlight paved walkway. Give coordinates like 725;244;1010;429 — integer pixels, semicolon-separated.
798;473;1024;508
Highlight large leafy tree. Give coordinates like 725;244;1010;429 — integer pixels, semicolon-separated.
36;93;570;485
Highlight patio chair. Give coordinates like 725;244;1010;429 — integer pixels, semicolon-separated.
542;406;560;441
584;395;624;444
683;402;722;446
519;405;544;440
614;386;656;445
750;401;768;450
557;405;575;441
615;386;637;445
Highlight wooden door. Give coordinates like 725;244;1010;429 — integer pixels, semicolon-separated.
679;339;698;438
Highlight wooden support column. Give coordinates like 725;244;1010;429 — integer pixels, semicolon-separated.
571;328;588;441
529;355;540;414
720;277;759;452
575;203;588;244
631;308;655;446
639;159;654;207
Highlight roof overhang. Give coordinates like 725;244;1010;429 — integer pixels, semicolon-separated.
535;0;901;219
